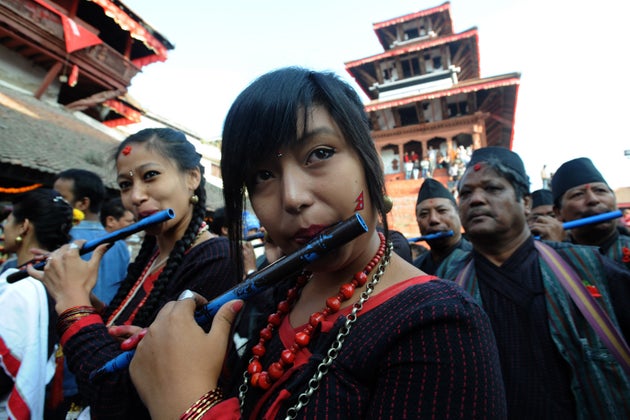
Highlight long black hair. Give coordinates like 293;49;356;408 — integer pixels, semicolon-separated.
221;67;389;278
104;128;207;326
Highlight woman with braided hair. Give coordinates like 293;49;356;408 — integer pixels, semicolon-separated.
31;128;238;418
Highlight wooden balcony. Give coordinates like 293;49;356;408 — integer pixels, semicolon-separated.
0;0;140;92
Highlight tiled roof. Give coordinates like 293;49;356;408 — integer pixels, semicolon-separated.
0;82;123;188
0;83;224;209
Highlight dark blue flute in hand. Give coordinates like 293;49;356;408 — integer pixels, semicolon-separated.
89;212;369;381
7;209;176;284
533;210;623;240
408;230;454;243
561;210;622;230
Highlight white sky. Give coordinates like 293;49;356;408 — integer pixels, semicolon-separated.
122;0;630;191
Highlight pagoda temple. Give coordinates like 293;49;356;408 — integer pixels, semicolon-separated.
345;1;520;236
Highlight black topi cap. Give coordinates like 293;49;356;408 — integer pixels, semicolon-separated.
416;178;456;206
467;147;527;179
551;157;607;205
531;189;553;208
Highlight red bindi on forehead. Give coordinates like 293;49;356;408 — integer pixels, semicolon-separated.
121;145;132;156
473;163;483;171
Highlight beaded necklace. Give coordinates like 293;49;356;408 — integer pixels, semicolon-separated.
246;232;387;390
106;250;161;326
238;234;392;418
106;221;209;327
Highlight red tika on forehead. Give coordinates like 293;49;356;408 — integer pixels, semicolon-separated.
473;163;483;171
122;145;132;156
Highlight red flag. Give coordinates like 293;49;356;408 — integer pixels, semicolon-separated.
354;191;365;211
32;0;103;53
61;16;103;53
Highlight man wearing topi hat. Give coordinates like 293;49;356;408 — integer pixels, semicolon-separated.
413;178;471;274
552;157;630;269
436;147;630;419
527;189;565;241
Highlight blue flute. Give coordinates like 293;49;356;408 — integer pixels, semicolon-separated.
7;208;175;284
89;212;369;381
408;230;454;243
533;210;623;240
245;232;265;241
562;210;622;230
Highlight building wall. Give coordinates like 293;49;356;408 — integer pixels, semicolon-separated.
0;45;61;103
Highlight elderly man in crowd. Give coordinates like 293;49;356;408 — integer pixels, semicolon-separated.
437;147;630;419
551;157;630;270
527;188;565;241
412;178;471;274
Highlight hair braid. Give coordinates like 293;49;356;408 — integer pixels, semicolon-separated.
132;177;207;326
103;235;157;324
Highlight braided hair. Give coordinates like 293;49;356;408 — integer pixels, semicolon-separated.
104;128;207;327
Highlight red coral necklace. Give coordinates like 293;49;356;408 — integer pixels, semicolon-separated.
247;232;386;390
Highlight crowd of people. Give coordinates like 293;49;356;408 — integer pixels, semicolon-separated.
0;66;629;419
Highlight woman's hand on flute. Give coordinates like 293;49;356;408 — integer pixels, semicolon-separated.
25;247;50;264
108;325;145;347
129;292;243;420
28;240;106;313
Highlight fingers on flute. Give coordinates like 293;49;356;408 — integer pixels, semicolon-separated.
121;328;148;351
177;289;208;307
209;300;244;338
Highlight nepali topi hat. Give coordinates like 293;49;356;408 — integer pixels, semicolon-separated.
531;189;553;208
416;178;456;206
467;147;527;179
551;157;608;205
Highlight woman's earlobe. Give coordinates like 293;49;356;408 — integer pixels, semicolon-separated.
187;168;202;191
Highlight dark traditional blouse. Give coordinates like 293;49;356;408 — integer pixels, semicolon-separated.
213;275;507;419
61;237;238;419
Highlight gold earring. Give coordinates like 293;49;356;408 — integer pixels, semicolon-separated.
190;194;199;205
15;235;23;244
383;195;393;214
